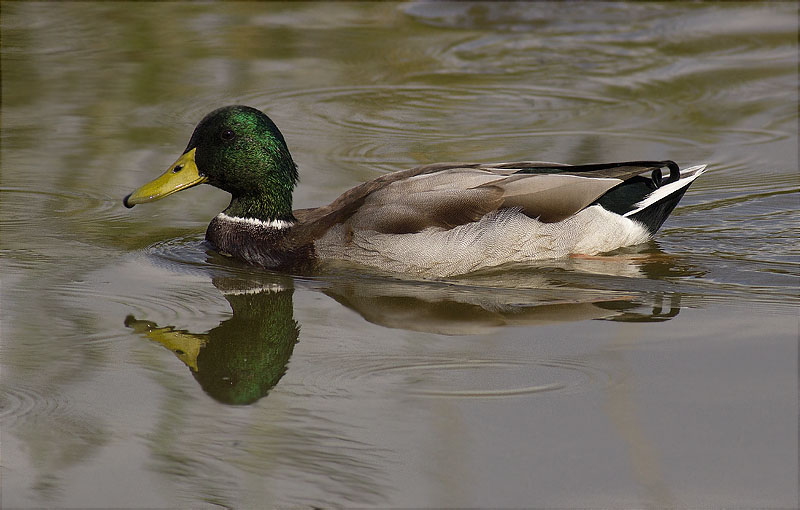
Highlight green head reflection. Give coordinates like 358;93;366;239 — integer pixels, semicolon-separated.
126;280;298;405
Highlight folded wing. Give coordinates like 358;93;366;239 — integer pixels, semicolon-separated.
293;161;680;239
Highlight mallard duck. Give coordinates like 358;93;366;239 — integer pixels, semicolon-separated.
124;105;706;277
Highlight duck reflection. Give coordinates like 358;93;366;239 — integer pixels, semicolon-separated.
125;247;692;404
125;276;298;405
324;278;682;335
321;249;687;335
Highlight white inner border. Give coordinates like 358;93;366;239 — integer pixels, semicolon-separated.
624;164;707;216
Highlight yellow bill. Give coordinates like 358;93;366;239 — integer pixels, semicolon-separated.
123;148;206;208
125;315;207;372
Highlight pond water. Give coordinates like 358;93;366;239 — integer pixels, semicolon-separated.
1;2;798;508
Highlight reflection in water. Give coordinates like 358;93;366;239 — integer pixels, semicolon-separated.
322;250;687;335
326;279;683;335
126;252;683;404
126;277;298;405
603;332;677;509
123;247;688;507
599;293;681;323
122;257;684;505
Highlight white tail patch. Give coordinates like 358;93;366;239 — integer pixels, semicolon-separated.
623;164;707;217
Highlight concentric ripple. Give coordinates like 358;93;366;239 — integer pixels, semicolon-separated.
0;383;71;426
238;84;652;172
257;84;623;137
146;234;213;268
298;352;617;399
0;188;119;225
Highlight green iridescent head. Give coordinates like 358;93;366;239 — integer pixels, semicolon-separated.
124;105;298;222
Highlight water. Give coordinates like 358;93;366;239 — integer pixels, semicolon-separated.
1;2;797;507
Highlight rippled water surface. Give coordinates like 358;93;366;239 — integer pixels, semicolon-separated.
2;2;798;508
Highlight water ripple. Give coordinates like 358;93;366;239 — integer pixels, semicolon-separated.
265;84;620;137
241;84;663;170
299;352;616;399
0;383;69;426
0;187;118;222
146;235;213;268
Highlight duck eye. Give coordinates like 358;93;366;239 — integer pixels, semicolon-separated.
220;129;235;141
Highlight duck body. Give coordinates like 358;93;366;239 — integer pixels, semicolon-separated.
125;106;706;277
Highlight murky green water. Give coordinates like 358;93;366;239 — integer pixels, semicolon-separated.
2;2;798;507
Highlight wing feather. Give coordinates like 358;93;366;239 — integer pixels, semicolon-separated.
486;174;623;222
348;186;504;234
288;160;680;247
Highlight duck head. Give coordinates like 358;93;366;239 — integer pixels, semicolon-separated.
124;105;298;222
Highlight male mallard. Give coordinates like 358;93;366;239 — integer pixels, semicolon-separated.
124;105;706;277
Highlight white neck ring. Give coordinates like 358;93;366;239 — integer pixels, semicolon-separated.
216;213;294;229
